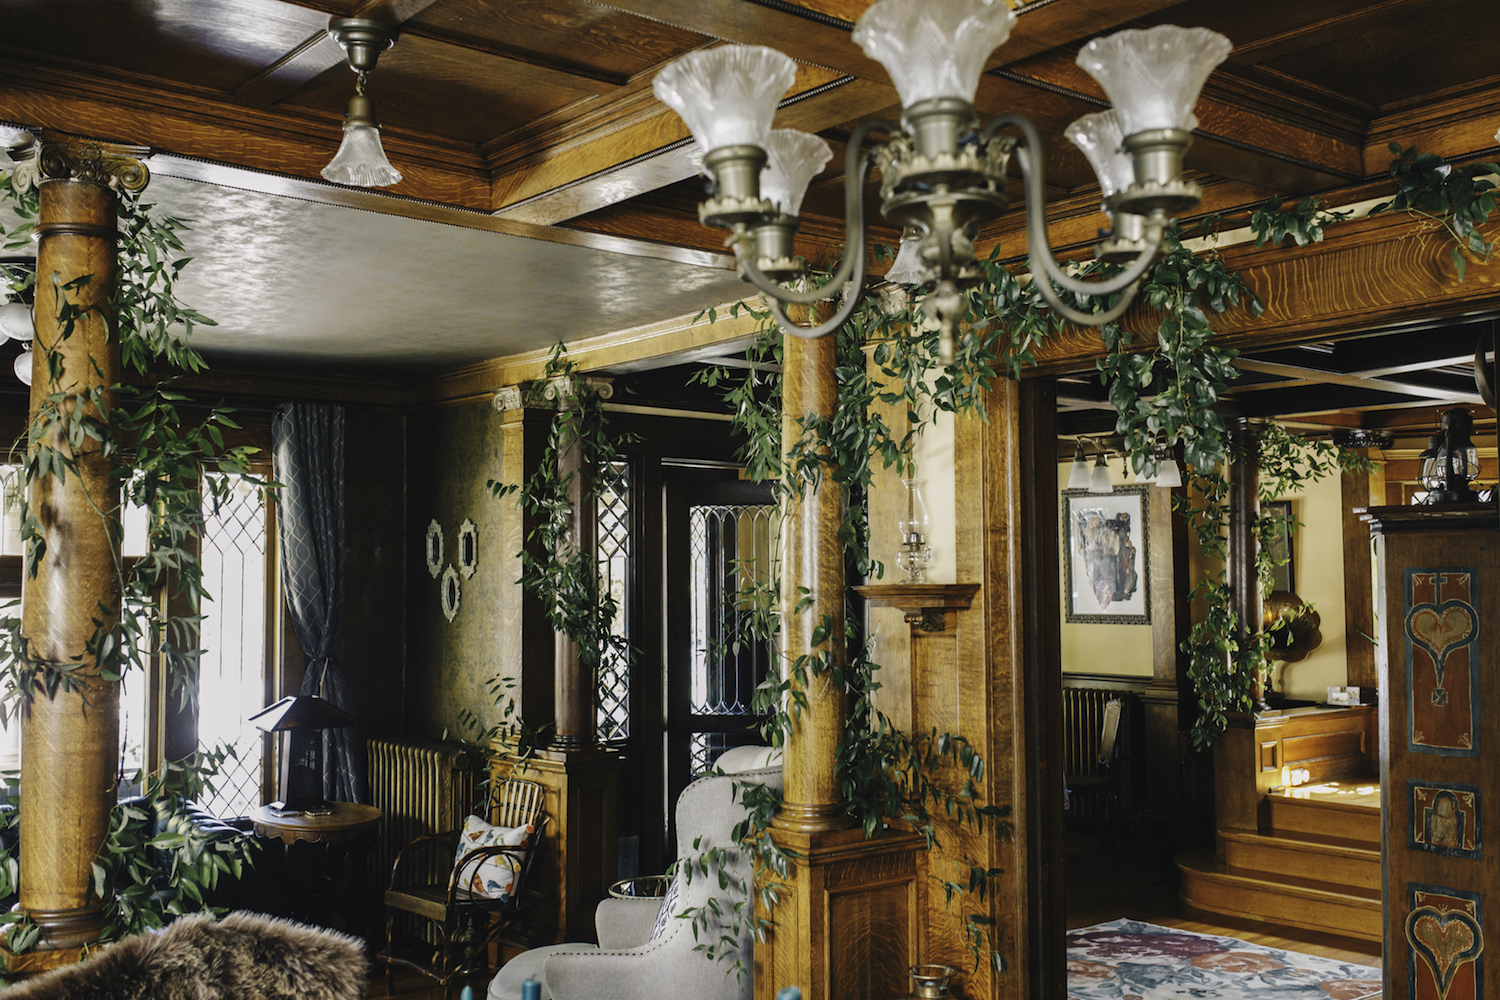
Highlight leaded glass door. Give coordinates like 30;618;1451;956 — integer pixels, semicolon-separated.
664;479;776;845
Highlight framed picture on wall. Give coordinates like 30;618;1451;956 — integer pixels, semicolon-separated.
1262;499;1295;593
1062;485;1151;624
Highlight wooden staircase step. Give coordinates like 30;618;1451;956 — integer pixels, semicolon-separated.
1176;849;1381;942
1268;790;1381;845
1221;830;1381;892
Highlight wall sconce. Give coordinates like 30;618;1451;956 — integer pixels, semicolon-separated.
1088;443;1113;493
322;18;402;188
248;694;358;816
1420;408;1481;504
1066;439;1091;489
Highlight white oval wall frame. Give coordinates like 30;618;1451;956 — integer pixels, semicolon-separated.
441;563;461;622
425;520;444;579
458;519;479;580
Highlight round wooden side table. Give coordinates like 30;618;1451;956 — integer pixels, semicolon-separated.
250;802;382;930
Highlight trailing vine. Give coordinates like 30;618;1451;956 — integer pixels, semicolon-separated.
0;165;264;949
1372;142;1499;281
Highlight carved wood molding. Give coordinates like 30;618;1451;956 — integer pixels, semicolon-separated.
1028;210;1500;376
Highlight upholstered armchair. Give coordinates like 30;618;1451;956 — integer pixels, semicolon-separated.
488;752;782;1000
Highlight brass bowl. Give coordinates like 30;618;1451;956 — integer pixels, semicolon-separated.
908;964;958;999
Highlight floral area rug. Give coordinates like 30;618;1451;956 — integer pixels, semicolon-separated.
1067;919;1382;999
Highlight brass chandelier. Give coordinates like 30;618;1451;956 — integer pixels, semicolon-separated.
652;0;1231;361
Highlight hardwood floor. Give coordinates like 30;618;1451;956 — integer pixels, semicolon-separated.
364;965;493;1000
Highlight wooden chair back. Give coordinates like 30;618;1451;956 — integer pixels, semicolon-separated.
491;776;546;830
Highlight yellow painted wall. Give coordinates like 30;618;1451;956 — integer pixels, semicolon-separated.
1273;472;1349;702
1057;461;1154;677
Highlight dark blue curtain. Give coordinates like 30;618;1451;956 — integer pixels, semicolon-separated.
272;402;365;804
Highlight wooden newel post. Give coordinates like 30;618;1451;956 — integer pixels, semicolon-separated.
13;136;147;960
773;332;852;833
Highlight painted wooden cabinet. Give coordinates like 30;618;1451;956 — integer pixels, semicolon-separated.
1367;506;1498;1000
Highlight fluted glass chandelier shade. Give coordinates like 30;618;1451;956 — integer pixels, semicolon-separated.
323;122;402;187
852;0;1017;107
322;19;402;189
1068;109;1198;202
883;227;929;285
1065;111;1132;202
652;45;797;155
1077;25;1231;136
762;130;833;216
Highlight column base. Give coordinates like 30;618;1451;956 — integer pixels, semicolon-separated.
755;827;927;1000
769;801;857;834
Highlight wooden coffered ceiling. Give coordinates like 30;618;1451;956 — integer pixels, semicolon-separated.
0;0;1497;387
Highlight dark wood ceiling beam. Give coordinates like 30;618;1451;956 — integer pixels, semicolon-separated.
0;71;493;206
490;71;889;224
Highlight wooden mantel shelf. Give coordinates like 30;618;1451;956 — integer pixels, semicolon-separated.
854;583;980;631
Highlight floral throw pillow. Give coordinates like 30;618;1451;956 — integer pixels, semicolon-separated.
452;814;533;900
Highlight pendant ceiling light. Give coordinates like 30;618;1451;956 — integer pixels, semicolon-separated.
653;2;1231;365
322;18;402;188
1088;445;1113;493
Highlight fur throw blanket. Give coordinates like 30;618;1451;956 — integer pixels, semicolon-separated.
2;911;368;1000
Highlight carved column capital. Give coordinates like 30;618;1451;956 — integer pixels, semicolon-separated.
11;134;150;195
540;374;614;405
492;385;525;412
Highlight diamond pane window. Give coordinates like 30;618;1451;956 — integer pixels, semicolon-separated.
596;462;632;742
196;473;269;819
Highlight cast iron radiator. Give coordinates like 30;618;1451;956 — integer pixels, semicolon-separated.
365;739;478;936
1060;685;1139;824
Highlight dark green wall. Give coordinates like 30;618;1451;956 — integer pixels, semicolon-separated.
403;400;519;741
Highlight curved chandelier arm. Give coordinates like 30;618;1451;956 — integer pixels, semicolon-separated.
769;286;866;340
989;114;1161;299
1030;271;1141;327
735;116;898;308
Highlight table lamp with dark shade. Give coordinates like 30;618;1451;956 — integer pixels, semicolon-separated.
248;694;358;816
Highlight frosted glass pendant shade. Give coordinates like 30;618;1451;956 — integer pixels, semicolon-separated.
653;45;797;155
1155;457;1182;489
0;302;30;342
322;124;402;187
852;0;1017;107
1076;25;1231;136
13;345;31;387
1066;441;1091;489
761;129;832;216
884;230;929;285
1088;452;1113;493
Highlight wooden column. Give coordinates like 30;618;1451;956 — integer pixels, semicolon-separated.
9;137;146;968
772;333;850;834
546;374;606;751
491;380;622;944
